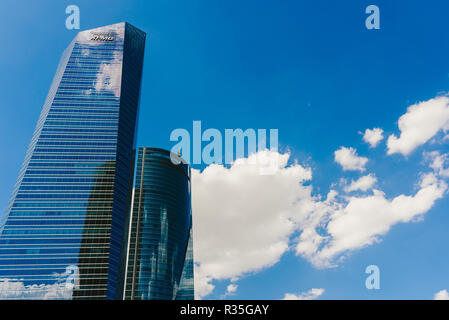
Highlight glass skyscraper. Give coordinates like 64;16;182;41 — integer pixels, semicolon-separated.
0;22;145;300
124;147;194;300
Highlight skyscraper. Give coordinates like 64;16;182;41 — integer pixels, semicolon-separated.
0;22;145;300
124;147;194;300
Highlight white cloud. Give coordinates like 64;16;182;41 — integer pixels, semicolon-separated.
194;268;215;300
296;172;447;268
192;150;447;298
192;150;314;299
362;128;384;148
426;151;449;178
387;96;449;156
344;174;377;193
283;288;324;300
218;283;239;299
226;284;238;295
334;147;368;171
434;289;449;300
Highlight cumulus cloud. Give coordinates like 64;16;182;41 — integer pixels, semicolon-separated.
226;284;238;295
344;174;377;193
296;172;447;268
194;268;215;300
387;96;449;156
192;150;447;298
192;150;313;299
283;288;324;300
334;147;368;171
362;128;384;148
434;289;449;300
426;151;449;178
218;283;239;299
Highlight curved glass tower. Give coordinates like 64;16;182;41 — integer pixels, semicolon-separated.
0;22;145;300
124;147;194;300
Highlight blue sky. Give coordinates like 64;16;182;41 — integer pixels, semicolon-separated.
1;0;449;300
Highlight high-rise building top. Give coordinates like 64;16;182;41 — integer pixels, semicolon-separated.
0;22;145;300
124;147;194;300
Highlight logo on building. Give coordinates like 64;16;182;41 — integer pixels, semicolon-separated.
90;32;115;41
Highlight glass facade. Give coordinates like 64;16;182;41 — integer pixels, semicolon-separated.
124;147;194;300
176;224;194;300
0;22;145;300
